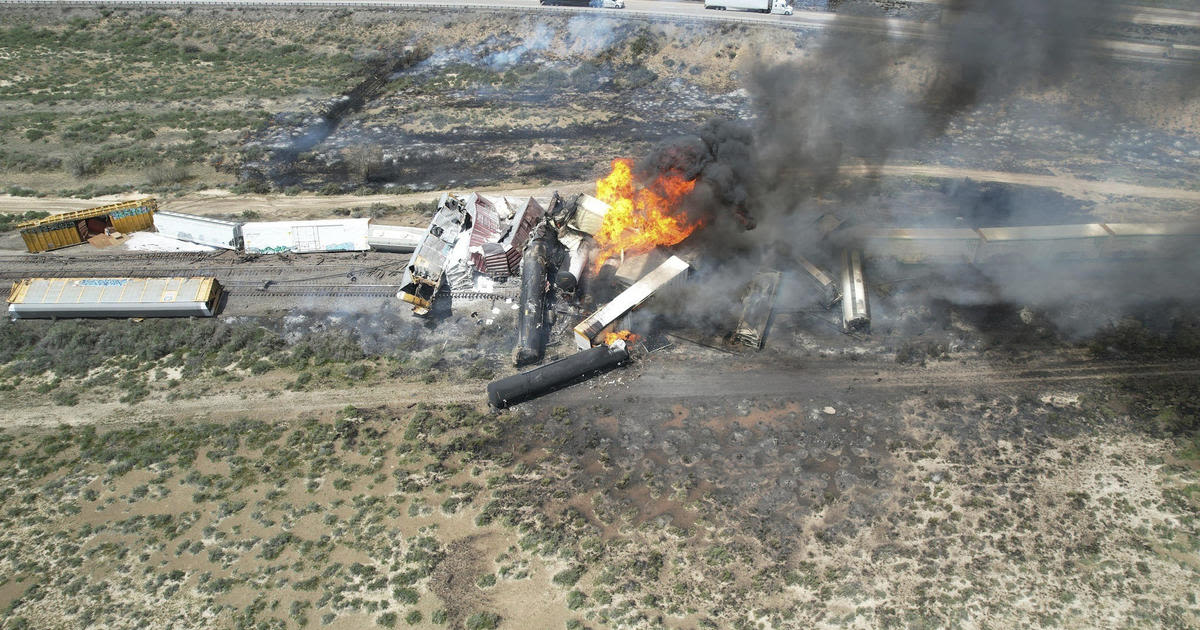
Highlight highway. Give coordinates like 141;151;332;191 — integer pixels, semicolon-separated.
0;0;1197;65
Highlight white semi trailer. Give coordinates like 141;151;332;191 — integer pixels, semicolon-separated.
704;0;793;15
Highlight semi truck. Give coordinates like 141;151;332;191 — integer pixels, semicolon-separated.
704;0;793;15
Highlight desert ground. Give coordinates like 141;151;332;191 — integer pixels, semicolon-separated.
0;2;1199;629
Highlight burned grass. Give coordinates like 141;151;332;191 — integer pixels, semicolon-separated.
0;342;1198;628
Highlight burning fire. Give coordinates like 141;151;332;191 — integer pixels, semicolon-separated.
604;330;639;346
592;158;698;270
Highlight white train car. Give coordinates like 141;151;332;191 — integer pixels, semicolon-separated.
857;227;983;265
1101;222;1200;258
366;224;425;253
8;277;222;320
242;219;370;254
975;224;1109;264
154;211;242;250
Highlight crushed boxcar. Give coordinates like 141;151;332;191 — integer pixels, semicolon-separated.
18;198;157;253
398;194;473;315
796;254;840;308
7;277;222;319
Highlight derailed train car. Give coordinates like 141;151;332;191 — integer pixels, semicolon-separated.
8;277;222;320
846;222;1200;265
398;195;474;315
18;198;157;253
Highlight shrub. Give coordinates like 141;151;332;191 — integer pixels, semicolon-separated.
392;586;419;605
405;610;422;625
377;612;397;628
552;566;585;588
465;612;501;630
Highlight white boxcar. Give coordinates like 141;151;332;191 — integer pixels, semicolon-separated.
1101;222;1200;258
242;219;370;254
8;277;222;319
975;224;1109;264
857;227;983;265
154;211;242;250
367;223;425;253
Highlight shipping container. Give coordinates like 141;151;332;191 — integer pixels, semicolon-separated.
241;219;370;254
18;198;157;253
7;277;222;319
154;211;242;250
366;224;425;253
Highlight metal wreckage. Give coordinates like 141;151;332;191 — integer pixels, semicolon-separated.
397;186;1200;408
399;190;743;408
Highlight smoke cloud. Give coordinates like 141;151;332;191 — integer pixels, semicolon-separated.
633;0;1200;337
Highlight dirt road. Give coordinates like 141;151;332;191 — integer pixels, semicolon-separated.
3;163;1197;221
536;352;1200;408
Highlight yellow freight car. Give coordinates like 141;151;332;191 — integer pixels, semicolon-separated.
17;198;157;253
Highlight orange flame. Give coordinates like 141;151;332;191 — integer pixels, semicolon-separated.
592;158;699;271
604;330;639;346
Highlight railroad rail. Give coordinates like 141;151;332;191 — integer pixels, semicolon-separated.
0;0;1195;66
